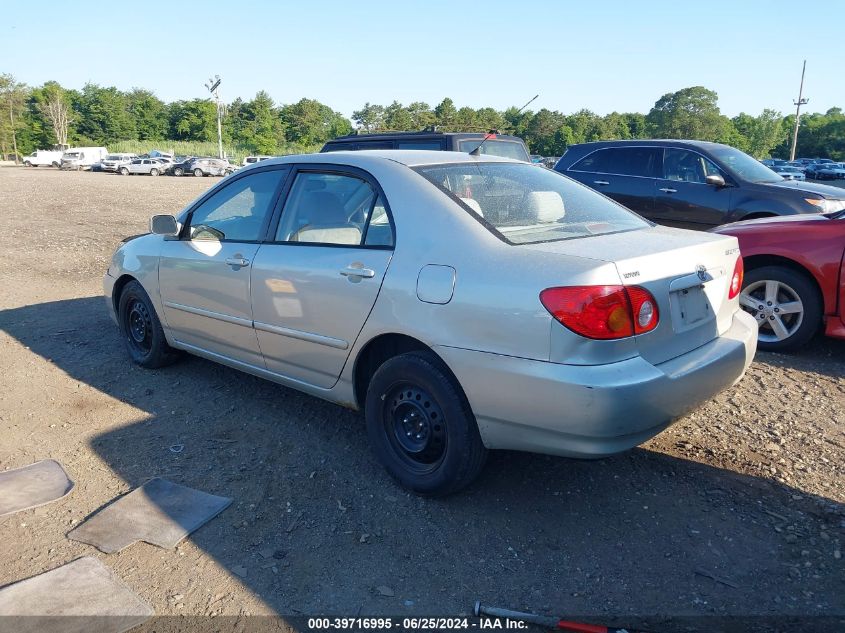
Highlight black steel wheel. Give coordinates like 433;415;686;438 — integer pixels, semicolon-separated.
365;351;487;496
118;280;181;368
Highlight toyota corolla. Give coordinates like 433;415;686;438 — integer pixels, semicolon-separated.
104;150;757;495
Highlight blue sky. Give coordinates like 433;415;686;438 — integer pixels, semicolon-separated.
4;0;842;119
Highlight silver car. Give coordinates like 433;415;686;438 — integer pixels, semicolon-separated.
120;158;166;176
104;151;757;495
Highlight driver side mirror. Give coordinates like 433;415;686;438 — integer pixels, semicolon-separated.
705;174;726;187
150;214;179;236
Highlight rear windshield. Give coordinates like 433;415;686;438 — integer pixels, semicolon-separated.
414;162;649;245
457;139;530;162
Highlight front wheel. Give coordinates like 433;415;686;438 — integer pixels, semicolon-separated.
119;167;129;176
193;168;204;177
24;161;32;167
365;351;487;496
52;161;59;168
173;167;184;177
739;266;822;353
118;281;181;368
149;168;159;176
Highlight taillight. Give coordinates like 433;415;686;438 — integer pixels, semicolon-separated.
729;257;744;299
540;285;659;340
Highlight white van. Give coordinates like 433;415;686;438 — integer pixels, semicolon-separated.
60;147;109;170
23;150;64;168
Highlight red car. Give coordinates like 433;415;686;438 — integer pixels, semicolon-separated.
713;211;845;352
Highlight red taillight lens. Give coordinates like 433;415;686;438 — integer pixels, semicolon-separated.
729;257;744;299
540;285;659;340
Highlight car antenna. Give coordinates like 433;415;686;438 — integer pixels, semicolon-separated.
470;94;538;156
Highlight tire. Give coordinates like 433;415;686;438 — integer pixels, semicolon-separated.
24;161;32;167
150;168;159;176
120;167;129;176
365;351;487;496
52;162;59;168
739;265;822;353
117;280;181;368
193;168;204;177
173;167;184;177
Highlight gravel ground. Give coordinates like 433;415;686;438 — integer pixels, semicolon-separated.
0;167;843;632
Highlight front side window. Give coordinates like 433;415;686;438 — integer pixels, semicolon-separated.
662;149;722;184
186;169;285;242
414;162;649;245
275;172;393;247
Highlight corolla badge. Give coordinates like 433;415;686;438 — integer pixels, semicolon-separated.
695;264;707;281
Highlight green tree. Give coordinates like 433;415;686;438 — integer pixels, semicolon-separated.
434;98;457;129
168;99;217;141
127;89;167;141
281;98;351;146
406;102;435;129
731;109;785;158
383;101;414;131
75;84;135;143
352;102;385;131
0;73;29;161
242;91;284;153
646;86;725;141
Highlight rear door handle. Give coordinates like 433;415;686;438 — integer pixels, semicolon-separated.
340;266;375;279
659;187;678;193
593;180;610;186
225;257;250;267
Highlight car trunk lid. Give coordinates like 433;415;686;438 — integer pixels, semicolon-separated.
526;226;742;365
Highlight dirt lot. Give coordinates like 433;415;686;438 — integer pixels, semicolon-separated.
0;167;843;632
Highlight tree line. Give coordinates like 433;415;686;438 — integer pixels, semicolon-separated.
1;75;843;161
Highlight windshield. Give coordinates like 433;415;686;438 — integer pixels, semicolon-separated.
413;162;650;245
63;152;80;159
709;146;783;183
457;139;530;162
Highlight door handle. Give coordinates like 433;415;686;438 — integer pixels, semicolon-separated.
225;257;250;267
593;180;610;185
340;266;375;279
659;187;678;193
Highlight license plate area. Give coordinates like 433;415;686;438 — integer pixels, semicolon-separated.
671;285;712;331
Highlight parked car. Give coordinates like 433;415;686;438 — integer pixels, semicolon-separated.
805;162;845;180
242;155;274;167
104;150;756;495
772;165;806;181
60;147;109;170
23;150;63;168
167;157;196;177
321;130;531;162
713;209;845;351
189;157;235;177
555;140;845;229
786;161;807;172
100;153;138;173
119;158;166;176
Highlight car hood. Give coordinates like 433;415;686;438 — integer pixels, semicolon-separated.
711;212;830;232
755;178;845;198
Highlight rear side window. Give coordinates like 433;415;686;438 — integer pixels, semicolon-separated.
396;140;444;150
571;147;660;177
276;172;394;247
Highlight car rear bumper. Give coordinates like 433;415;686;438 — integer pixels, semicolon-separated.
435;310;757;458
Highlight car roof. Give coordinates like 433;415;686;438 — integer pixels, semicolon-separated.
324;131;524;142
568;139;730;150
255;150;519;169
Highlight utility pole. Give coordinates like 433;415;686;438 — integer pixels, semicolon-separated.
789;60;808;162
205;75;224;159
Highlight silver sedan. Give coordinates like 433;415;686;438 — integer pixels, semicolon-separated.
104;151;757;495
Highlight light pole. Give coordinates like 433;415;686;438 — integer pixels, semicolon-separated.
205;75;224;159
789;61;808;162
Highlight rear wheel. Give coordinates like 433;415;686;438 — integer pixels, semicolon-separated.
120;167;129;176
150;168;159;176
739;265;822;352
52;161;59;168
118;281;181;368
193;168;204;177
365;351;487;496
173;167;184;177
24;160;32;167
